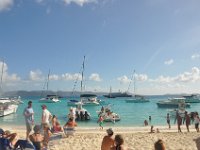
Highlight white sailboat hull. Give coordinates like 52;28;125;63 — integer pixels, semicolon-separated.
0;104;18;117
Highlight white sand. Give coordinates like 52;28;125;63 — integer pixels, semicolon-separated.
1;125;200;150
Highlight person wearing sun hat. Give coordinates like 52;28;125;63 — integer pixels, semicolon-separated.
101;128;115;150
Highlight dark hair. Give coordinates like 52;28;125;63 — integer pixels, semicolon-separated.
154;139;165;150
115;134;124;146
28;101;32;104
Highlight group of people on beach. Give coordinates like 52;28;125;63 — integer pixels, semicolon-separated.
0;100;78;149
166;111;200;133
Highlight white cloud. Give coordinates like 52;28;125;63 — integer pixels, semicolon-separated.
89;73;102;82
61;73;82;81
117;75;131;84
0;0;13;11
150;67;200;84
36;0;44;3
191;54;200;60
49;74;59;80
29;70;43;81
164;59;174;65
63;0;97;6
135;74;148;81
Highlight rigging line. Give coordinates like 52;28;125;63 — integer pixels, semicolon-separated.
71;55;86;96
127;69;135;93
71;66;82;96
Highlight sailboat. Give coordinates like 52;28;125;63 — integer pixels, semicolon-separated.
67;56;91;121
125;70;149;103
39;69;60;103
67;56;100;106
0;60;18;117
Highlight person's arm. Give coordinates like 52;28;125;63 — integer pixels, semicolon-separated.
42;111;45;123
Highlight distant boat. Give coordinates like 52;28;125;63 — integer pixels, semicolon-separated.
103;91;132;98
157;97;190;108
182;94;200;103
125;70;149;103
126;95;149;103
0;99;18;117
39;94;60;103
39;70;60;103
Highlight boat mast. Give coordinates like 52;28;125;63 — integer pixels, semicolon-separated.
46;69;50;91
0;59;4;95
81;56;85;93
133;70;136;96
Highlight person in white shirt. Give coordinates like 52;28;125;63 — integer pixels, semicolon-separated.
41;105;52;128
23;101;34;140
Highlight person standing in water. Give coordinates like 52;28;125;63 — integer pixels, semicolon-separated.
166;113;171;129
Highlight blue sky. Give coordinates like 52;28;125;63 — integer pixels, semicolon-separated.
1;0;200;95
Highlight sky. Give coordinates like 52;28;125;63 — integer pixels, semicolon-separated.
1;0;200;95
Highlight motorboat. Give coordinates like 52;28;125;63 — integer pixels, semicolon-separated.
39;95;60;103
68;103;91;121
157;97;190;108
182;94;200;103
97;105;120;122
125;95;149;103
0;99;18;117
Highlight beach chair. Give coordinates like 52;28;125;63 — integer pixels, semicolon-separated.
63;127;76;136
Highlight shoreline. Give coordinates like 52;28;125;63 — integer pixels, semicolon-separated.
1;125;200;150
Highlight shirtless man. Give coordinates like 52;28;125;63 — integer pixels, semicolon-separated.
101;128;114;150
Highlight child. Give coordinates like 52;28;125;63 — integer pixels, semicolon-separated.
97;116;104;130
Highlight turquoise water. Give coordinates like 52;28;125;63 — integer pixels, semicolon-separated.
1;95;200;127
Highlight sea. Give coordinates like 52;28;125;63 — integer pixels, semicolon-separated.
1;95;200;127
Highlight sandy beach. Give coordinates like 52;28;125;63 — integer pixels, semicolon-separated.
1;125;200;150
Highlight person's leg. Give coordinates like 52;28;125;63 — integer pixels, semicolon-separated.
26;123;32;140
8;133;18;147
